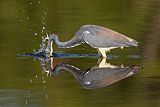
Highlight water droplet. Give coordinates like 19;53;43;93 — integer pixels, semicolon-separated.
49;30;51;35
30;2;33;5
22;10;26;13
38;1;41;4
19;19;23;22
43;80;46;83
35;33;38;36
45;94;48;99
25;100;28;105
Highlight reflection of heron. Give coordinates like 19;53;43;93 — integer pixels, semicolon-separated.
48;58;141;89
45;25;138;57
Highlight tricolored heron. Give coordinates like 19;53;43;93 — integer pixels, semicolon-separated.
45;25;138;57
48;58;141;89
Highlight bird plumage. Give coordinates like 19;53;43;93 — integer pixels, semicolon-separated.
76;25;138;48
50;63;141;89
45;24;138;57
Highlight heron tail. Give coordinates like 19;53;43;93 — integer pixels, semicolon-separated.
129;39;138;47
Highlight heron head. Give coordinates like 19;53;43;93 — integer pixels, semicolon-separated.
51;34;58;40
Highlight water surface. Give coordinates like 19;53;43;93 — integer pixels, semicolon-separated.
0;0;160;107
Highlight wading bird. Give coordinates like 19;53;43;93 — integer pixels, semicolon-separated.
45;25;138;57
47;58;141;89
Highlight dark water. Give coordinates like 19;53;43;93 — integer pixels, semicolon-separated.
0;0;160;107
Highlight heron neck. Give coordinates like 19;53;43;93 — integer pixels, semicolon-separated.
53;36;68;48
53;36;79;48
46;35;83;54
53;64;83;80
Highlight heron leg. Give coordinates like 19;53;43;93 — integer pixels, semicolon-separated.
97;48;106;58
98;58;118;68
98;58;106;68
97;58;102;64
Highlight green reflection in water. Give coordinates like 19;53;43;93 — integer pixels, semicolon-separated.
0;0;160;107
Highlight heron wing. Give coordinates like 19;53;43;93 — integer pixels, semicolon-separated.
79;25;138;48
83;65;141;89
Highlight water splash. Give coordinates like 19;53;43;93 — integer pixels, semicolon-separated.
41;9;50;36
38;36;48;53
18;35;49;58
29;8;51;57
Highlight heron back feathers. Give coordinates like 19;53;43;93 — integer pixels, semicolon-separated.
77;25;138;48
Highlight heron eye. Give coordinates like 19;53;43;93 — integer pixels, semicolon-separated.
83;30;90;34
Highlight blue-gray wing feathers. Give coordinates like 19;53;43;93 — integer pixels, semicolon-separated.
76;25;138;48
